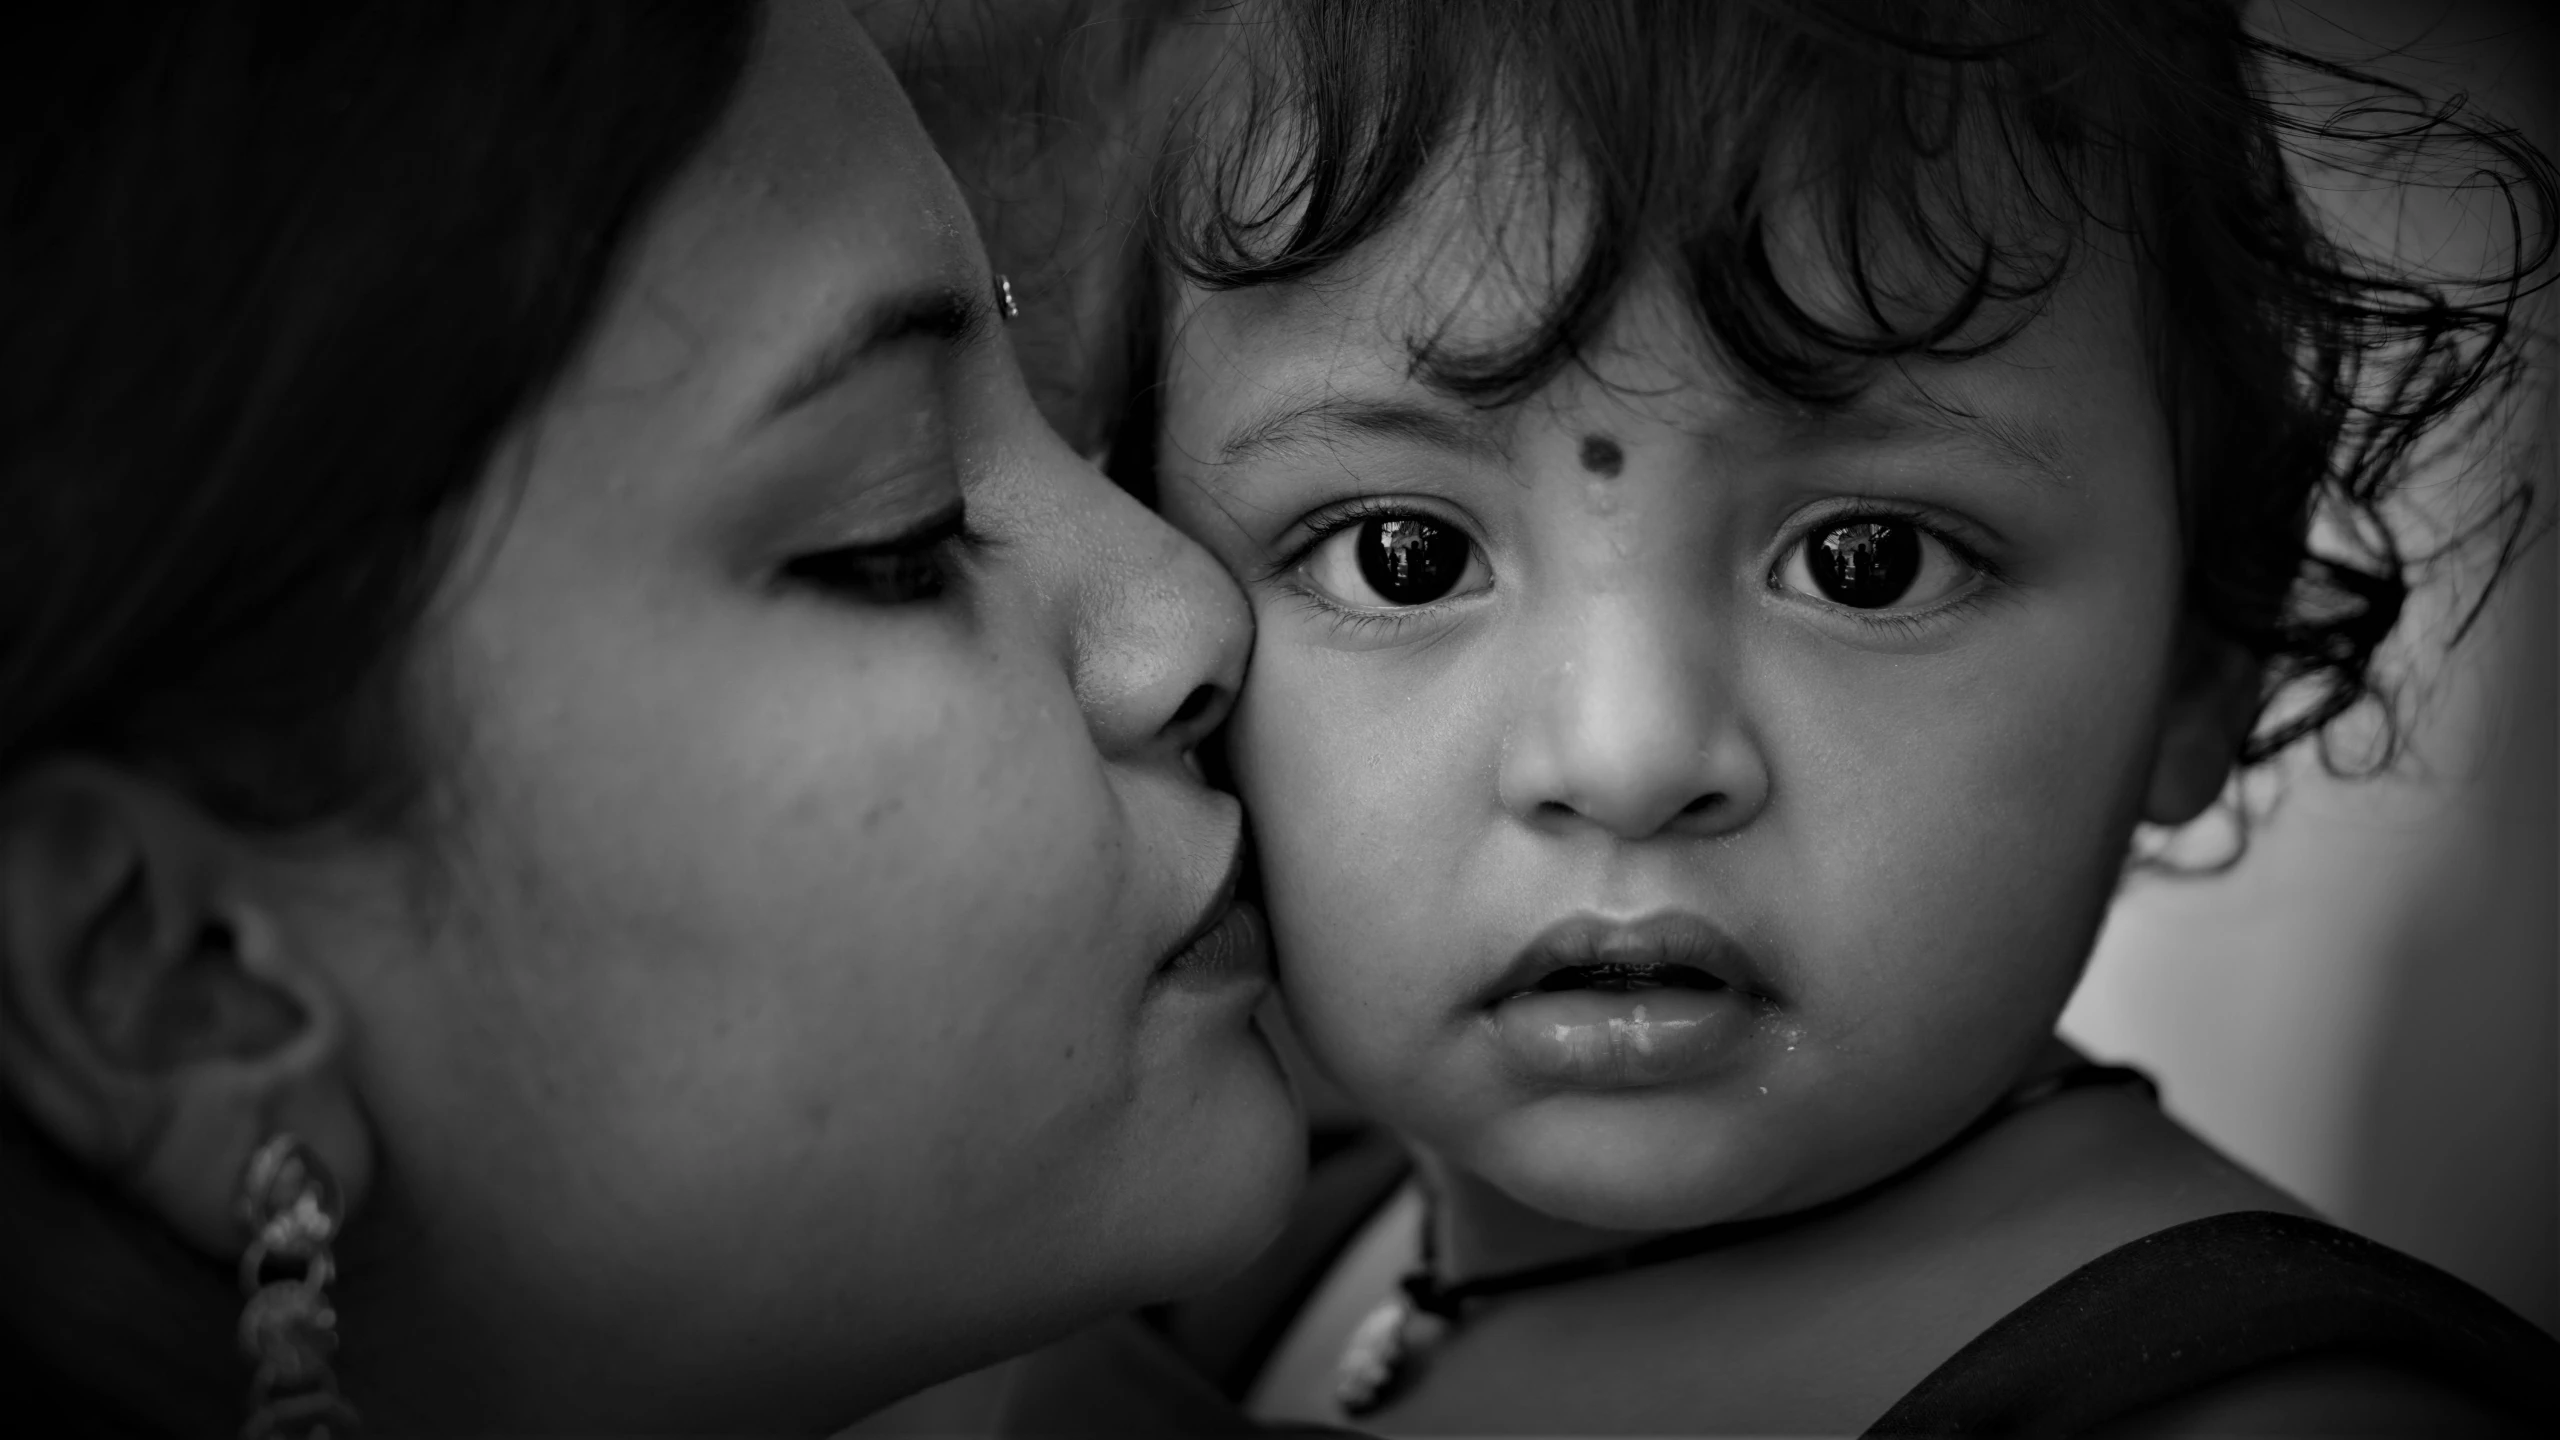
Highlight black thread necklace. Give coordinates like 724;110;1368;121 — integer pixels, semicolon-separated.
1331;1062;2156;1417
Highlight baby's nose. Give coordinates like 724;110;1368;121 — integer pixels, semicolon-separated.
1495;598;1770;842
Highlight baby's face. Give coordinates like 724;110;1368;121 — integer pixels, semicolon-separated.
1157;178;2228;1230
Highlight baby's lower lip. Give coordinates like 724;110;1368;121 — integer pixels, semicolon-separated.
1485;986;1750;1089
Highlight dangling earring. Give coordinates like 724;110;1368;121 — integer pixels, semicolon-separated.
993;272;1020;323
235;1133;358;1440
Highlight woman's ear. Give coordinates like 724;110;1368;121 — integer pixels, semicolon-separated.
2143;627;2265;826
0;761;371;1258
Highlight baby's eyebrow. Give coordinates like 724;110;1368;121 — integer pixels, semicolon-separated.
1859;392;2081;488
1215;395;1503;470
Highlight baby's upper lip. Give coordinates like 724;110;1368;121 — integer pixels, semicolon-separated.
1482;910;1767;1006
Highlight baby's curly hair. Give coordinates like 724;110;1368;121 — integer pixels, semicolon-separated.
1146;0;2554;808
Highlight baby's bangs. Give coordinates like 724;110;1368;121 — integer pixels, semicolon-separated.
1154;0;2159;407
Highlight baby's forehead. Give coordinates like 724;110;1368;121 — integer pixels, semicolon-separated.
1172;369;2090;514
1164;234;2149;481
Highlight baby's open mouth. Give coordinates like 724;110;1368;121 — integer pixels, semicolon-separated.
1515;961;1726;998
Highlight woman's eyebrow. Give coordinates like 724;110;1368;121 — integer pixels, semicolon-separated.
752;281;990;429
1216;395;1502;470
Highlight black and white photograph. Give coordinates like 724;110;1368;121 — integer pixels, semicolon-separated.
3;2;2553;1436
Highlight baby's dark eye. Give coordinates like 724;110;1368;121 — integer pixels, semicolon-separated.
1300;512;1488;609
1777;517;1973;611
1360;516;1471;603
782;504;967;605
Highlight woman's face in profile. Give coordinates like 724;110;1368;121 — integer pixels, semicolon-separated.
319;0;1297;1425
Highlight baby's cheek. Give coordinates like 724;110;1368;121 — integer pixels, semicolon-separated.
1231;650;1458;1070
1781;625;2158;1042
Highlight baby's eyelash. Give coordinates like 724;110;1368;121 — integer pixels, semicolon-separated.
1788;499;2003;579
1269;585;1431;641
1261;494;1487;643
1838;590;1998;640
1773;498;2010;636
1261;494;1429;583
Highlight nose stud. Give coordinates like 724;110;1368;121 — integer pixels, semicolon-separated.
994;274;1019;323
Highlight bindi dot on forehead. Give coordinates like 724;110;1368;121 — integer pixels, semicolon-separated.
1578;434;1625;477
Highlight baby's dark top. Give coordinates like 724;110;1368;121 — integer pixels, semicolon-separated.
997;1119;2559;1436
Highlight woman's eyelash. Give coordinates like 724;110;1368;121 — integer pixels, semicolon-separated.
781;501;978;603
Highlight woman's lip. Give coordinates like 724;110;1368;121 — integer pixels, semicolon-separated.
1152;838;1249;976
1150;899;1272;995
1479;910;1768;1009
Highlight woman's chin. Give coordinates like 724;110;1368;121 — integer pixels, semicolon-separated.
842;1032;1302;1418
1116;1017;1305;1301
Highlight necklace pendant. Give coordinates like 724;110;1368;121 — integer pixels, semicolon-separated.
1333;1292;1452;1418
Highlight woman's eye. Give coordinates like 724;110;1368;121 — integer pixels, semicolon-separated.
1300;513;1486;608
782;505;967;605
1777;517;1974;611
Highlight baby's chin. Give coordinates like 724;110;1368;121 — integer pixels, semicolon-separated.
1435;1087;1848;1233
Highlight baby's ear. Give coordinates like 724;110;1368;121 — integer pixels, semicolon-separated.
2142;627;2263;826
0;760;371;1256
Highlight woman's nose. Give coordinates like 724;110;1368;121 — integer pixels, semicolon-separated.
1496;597;1770;841
1068;480;1251;764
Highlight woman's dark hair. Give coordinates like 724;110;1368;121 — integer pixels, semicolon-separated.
1;0;760;832
1150;0;2554;789
2;3;758;1430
